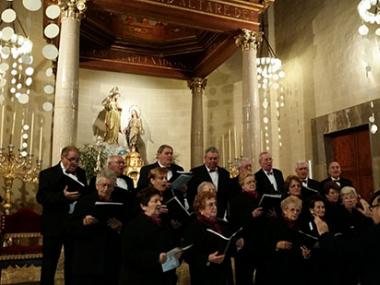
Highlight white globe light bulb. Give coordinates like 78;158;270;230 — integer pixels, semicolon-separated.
358;24;369;36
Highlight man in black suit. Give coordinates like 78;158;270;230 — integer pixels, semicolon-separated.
137;144;184;190
106;155;135;193
321;161;353;190
188;146;231;219
90;155;137;221
295;160;321;197
36;146;88;285
255;151;284;194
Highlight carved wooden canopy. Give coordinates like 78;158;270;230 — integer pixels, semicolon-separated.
64;0;273;80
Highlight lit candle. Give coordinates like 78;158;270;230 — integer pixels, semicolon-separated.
10;112;16;145
222;135;225;167
38;126;43;160
240;130;244;157
29;112;34;154
234;126;237;159
308;160;313;179
19;112;24;149
228;128;232;162
0;105;4;148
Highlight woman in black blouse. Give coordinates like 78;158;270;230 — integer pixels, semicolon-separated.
120;187;179;285
230;173;264;285
184;191;243;285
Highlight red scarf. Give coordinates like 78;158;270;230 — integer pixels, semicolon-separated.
197;214;223;234
283;217;296;229
244;190;259;200
146;214;162;225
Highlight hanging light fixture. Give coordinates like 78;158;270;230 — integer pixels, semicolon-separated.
357;0;380;36
256;35;285;91
0;1;35;105
256;32;286;151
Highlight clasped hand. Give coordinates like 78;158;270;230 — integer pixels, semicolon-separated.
63;186;80;201
208;251;225;264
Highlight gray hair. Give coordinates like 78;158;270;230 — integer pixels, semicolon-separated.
204;146;219;155
340;186;357;199
197;181;216;194
239;157;252;167
61;146;79;157
295;161;308;168
96;169;117;185
281;196;302;211
107;155;123;165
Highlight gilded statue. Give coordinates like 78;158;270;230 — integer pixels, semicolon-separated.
102;87;122;144
124;106;144;151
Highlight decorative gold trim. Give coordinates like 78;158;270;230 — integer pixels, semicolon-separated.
0;253;43;261
137;0;261;25
235;29;263;50
4;233;41;239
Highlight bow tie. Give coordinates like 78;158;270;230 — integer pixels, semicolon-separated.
209;169;217;173
266;171;273;176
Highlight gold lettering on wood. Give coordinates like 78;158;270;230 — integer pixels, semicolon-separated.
143;0;256;21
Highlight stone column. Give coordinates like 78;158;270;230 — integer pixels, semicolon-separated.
235;29;262;168
188;77;207;167
52;0;86;160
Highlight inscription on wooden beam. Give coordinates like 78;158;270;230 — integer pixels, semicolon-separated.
139;0;259;22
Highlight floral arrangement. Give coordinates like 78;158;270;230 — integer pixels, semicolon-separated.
79;144;108;182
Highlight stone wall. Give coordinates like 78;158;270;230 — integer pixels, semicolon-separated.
273;0;380;179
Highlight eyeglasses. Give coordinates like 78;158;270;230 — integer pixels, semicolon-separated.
64;156;80;162
97;183;114;189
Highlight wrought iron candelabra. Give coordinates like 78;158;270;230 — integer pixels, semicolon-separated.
0;145;41;214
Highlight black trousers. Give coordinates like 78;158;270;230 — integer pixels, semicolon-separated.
40;235;74;285
235;252;255;285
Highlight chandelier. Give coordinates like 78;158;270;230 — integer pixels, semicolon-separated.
0;1;39;105
357;0;380;36
256;34;286;150
256;36;285;91
357;1;379;134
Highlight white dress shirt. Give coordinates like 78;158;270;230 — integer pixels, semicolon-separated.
264;169;278;191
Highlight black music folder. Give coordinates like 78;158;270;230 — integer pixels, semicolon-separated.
258;193;282;210
92;201;124;221
297;230;319;248
206;227;243;255
166;196;193;222
63;175;86;193
171;173;193;190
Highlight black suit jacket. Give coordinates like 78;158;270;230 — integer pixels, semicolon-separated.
320;177;353;190
255;168;284;194
188;165;231;219
137;161;184;190
36;163;88;237
301;177;321;198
